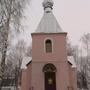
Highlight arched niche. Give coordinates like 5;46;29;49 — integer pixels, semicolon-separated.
43;63;56;90
45;39;52;53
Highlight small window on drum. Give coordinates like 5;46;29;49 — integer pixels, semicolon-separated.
45;39;52;53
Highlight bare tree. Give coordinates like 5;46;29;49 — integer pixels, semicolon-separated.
6;40;26;89
66;37;74;56
0;0;29;86
26;45;32;57
67;37;79;59
4;60;15;77
80;33;90;89
81;33;90;61
7;40;26;68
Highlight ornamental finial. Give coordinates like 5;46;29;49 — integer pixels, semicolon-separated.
43;0;54;12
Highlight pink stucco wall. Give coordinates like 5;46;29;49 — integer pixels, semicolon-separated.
21;63;32;90
71;68;77;90
32;33;67;62
21;70;27;90
21;33;77;90
30;33;76;90
68;63;77;90
29;62;74;90
26;63;32;90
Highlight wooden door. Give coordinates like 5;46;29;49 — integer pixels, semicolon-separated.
45;72;56;90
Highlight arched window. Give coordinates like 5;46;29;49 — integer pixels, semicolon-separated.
43;63;56;72
45;39;52;53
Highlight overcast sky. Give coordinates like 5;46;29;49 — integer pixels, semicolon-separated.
20;0;90;45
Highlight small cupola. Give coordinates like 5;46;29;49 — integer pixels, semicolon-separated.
35;0;63;33
43;0;54;13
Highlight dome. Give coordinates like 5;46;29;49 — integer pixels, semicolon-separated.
35;0;63;33
43;0;54;9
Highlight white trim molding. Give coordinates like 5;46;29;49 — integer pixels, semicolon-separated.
44;37;54;53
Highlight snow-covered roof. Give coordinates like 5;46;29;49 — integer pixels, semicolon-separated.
21;56;76;69
68;56;76;68
21;57;32;69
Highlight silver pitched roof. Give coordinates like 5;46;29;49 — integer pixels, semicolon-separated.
35;0;63;33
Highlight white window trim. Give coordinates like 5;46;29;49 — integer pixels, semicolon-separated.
44;37;54;53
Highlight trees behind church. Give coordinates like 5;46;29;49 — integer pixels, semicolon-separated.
6;40;27;89
67;33;90;90
0;0;29;89
78;33;90;90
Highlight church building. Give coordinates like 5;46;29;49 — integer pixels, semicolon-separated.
21;0;77;90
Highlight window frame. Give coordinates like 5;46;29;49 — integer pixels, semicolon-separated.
44;38;53;53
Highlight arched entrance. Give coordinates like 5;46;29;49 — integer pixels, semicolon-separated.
43;63;56;90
